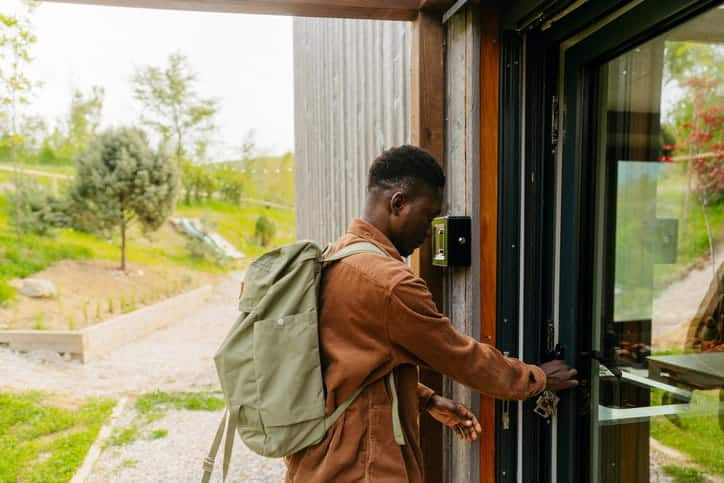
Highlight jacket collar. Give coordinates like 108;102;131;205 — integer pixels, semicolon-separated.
347;219;403;261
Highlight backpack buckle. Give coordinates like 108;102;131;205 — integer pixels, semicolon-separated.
203;456;215;472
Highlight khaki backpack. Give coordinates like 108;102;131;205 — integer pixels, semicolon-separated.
202;240;405;482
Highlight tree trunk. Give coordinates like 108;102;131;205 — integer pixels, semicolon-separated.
11;86;22;245
120;214;127;272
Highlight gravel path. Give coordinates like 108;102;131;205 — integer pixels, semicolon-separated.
0;271;287;482
87;409;285;483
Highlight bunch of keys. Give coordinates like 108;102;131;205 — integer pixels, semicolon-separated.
534;390;559;419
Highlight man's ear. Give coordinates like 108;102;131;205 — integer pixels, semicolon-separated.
389;191;407;216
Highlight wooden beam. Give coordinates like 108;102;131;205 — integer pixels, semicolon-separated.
479;8;499;483
410;9;445;483
42;0;426;20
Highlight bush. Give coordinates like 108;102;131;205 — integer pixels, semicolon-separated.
254;215;276;247
7;181;66;236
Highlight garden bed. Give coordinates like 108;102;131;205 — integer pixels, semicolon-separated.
0;283;212;362
0;259;219;331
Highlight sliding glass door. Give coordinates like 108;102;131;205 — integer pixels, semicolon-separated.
555;2;723;481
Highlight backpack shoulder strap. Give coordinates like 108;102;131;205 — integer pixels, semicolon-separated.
322;241;386;263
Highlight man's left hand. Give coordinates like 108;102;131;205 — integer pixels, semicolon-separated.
426;394;481;442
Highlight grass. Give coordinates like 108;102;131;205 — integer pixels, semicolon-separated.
0;391;115;483
107;391;224;448
650;389;724;477
662;466;706;483
0;175;295;310
0;162;76;177
135;390;225;416
107;426;141;447
175;199;295;259
120;458;138;469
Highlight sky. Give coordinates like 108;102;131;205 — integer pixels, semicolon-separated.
6;0;295;160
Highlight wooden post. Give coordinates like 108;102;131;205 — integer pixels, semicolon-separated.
410;9;445;483
479;8;499;483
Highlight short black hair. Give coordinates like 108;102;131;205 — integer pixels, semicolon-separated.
367;145;445;192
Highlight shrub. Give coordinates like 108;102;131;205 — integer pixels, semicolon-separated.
254;215;276;247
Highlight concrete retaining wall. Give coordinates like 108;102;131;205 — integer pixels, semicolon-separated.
0;285;212;363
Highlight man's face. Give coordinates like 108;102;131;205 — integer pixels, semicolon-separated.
388;184;443;257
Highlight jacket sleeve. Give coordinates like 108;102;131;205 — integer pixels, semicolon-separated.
387;273;546;401
417;383;436;412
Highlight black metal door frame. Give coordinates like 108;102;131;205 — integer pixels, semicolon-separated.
552;1;719;481
497;0;720;481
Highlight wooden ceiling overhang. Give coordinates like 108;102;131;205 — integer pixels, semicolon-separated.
42;0;462;20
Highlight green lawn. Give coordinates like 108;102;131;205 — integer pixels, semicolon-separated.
651;389;724;477
175;199;295;259
0;391;115;483
0;193;295;306
0;162;76;177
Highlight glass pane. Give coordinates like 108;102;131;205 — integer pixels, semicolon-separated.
593;5;724;483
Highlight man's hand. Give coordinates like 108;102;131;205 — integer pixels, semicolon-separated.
426;394;481;442
540;360;578;392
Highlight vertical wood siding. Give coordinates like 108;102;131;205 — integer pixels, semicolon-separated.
293;17;411;244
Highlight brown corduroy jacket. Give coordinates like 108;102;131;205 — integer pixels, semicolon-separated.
284;219;546;482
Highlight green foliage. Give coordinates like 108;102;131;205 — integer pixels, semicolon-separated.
107;391;222;449
0;279;14;306
69;127;180;269
0;228;92;284
213;163;244;204
135;390;225;415
662;466;706;483
0;3;38;151
132;51;218;161
147;428;168;440
7;179;65;235
664;41;723;89
237;152;295;207
175;199;294;259
254;214;276;247
42;86;105;165
180;159;217;204
32;311;46;330
0;391;115;483
107;425;141;447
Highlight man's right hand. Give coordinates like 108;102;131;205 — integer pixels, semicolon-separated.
540;360;578;392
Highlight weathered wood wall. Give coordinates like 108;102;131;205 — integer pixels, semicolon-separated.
293;17;411;244
442;6;481;483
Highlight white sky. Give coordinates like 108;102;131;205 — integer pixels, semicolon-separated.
7;0;295;160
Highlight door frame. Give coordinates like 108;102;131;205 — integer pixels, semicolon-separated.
499;0;722;481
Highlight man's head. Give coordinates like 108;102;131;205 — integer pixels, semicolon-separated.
365;145;445;257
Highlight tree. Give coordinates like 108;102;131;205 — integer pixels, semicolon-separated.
70;128;179;270
0;0;38;242
670;76;723;277
47;86;105;163
132;51;218;161
662;42;723;276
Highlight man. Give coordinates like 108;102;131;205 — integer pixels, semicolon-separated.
285;145;578;482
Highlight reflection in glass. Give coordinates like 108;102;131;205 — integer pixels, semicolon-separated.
592;5;723;483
